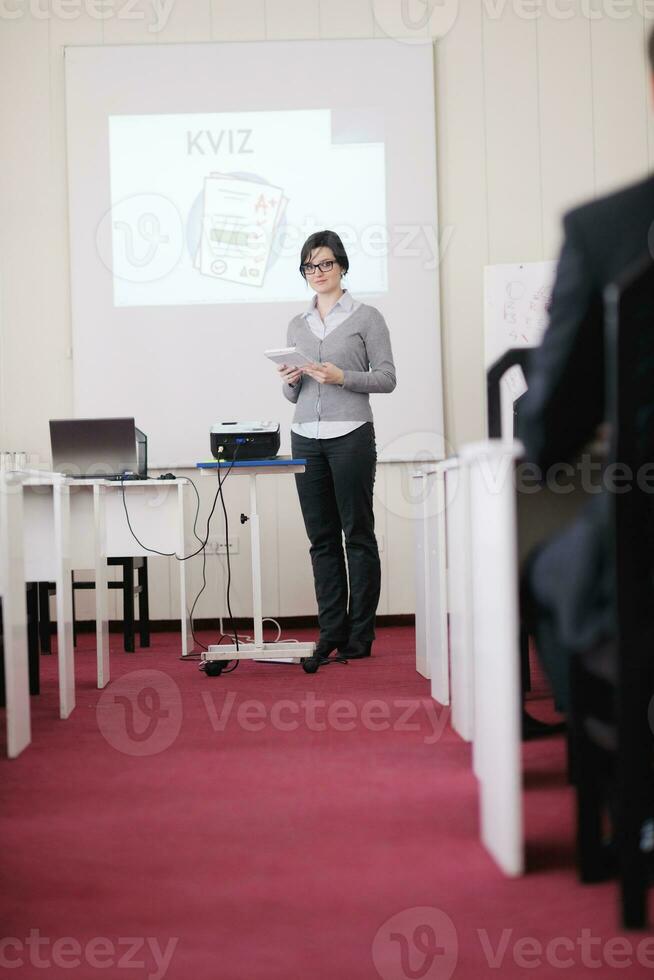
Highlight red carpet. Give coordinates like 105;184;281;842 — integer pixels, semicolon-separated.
1;627;652;979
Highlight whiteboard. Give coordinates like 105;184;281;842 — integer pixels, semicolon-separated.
65;41;444;467
484;260;557;436
484;260;557;368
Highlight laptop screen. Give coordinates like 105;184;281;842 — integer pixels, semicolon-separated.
49;418;146;479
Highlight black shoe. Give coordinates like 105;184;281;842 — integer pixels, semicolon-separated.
301;639;348;674
314;639;345;660
340;640;372;660
522;709;566;741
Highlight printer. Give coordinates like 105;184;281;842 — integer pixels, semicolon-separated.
210;421;281;461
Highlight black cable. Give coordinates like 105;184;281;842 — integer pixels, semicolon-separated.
118;466;235;561
117;464;238;658
180;457;240;670
184;464;237;658
119;473;215;654
187;476;203;543
216;453;240;671
179;632;231;661
176;474;228;655
186;477;209;652
119;480;177;558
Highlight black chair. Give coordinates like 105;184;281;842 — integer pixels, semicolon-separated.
488;348;534;696
486;347;532;439
570;644;619;882
36;583;56;654
570;254;654;929
35;559;150;655
0;586;40;706
72;558;150;653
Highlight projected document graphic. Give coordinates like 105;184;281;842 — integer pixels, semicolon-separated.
107;110;387;306
195;174;287;287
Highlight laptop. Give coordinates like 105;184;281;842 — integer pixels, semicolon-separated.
49;418;147;479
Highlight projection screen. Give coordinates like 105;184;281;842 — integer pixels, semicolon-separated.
65;40;443;466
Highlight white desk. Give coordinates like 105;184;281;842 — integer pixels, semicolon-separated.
198;459;315;666
68;482;109;686
2;473;190;741
459;439;593;877
461;441;524;877
0;473;31;757
69;478;191;683
411;466;449;704
22;476;75;719
411;458;474;730
442;458;474;743
412;448;520;873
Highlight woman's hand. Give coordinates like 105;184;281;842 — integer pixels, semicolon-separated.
302;362;345;386
278;363;302;386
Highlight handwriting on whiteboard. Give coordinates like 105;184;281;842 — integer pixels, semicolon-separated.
484;260;557;369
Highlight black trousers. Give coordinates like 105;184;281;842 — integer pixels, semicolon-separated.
291;422;381;645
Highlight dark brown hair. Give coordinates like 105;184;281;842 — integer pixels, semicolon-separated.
299;230;349;279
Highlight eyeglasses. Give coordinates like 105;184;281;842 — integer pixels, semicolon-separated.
300;260;338;276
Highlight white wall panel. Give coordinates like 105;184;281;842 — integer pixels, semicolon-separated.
319;0;374;38
258;473;282;620
47;14;105;446
372;0;432;41
211;0;266;40
157;0;211;43
374;464;390;616
100;0;161;44
276;470;316;616
381;464;416;615
146;551;172;619
0;17;52;455
433;3;487;449
536;12;595;258
265;0;319;40
591;12;649;195
645;14;654;173
482;9;543;263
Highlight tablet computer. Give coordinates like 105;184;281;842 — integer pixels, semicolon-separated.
264;346;313;368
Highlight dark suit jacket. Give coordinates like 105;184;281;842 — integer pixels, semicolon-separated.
520;174;654;471
518;175;654;680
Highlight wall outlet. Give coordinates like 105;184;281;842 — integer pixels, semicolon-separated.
217;538;239;555
205;538;239;555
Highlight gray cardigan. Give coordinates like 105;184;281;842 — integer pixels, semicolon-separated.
282;303;396;423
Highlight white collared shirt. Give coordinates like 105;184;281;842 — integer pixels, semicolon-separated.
291;289;366;440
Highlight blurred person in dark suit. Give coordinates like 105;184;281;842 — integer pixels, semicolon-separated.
518;27;654;711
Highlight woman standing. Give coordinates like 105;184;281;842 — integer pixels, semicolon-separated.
279;230;396;665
